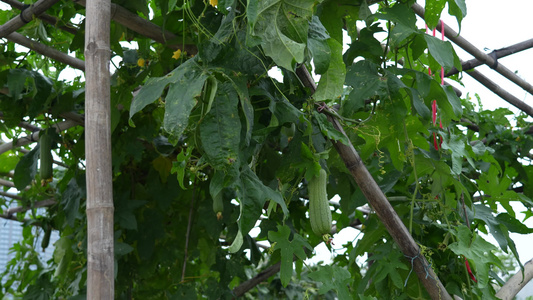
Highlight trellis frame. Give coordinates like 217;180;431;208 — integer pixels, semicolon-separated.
0;0;533;299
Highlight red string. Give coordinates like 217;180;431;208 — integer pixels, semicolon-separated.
428;22;446;150
464;256;478;282
440;21;445;84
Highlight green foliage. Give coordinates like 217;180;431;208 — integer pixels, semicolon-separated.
268;225;312;287
1;0;533;299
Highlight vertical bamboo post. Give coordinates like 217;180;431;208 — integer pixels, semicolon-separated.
84;0;114;298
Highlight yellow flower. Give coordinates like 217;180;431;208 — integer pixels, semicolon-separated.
137;58;145;67
172;49;182;60
209;0;218;7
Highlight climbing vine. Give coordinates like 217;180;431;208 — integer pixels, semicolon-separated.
1;0;532;299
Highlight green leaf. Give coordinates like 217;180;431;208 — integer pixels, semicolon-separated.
23;275;54;300
130;67;183;117
61;177;84;227
7;68;32;100
376;4;417;47
344;60;387;115
268;225;312;287
237;166;288;238
130;58;208;138
226;75;254;146
163;67;209;141
172;147;192;190
447;0;467;31
247;0;315;70
424;35;458;72
427;82;461;125
316;0;357;43
313;112;349;145
115;241;134;256
470;204;510;252
0;152;19;173
424;0;446;29
343;24;384;65
369;245;409;289
496;213;533;234
443;85;463;117
199;82;241;170
308;265;352;299
448;226;503;288
440;132;474;175
13;144;39;190
313;39;346;101
408;87;430;119
152;156;172;183
308;16;331;74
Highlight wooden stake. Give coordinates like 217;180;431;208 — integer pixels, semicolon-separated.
85;0;114;298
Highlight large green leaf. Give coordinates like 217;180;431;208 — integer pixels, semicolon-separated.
344;60;388;115
424;0;446;29
307;16;331;74
447;0;467;30
247;0;315;70
129;58;208;134
448;226;504;288
313;39;346;101
316;0;359;43
7;68;32;100
238;166;288;235
228;165;289;253
163;69;208;140
308;265;352;299
199;83;241;170
13;144;39;190
61;177;84;227
268;225;312;286
375;3;417;47
424;35;461;72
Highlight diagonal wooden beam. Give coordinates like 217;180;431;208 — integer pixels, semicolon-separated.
0;0;61;38
0;0;78;35
6;32;85;70
73;0;196;54
0;120;78;156
446;38;533;77
465;67;533;118
411;3;533;96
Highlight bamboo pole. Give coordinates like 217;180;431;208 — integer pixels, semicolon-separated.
84;0;114;298
0;191;23;200
465;68;533;118
6;32;85;71
411;3;533;96
74;0;195;53
295;66;452;300
0;0;61;38
496;258;533;300
0;0;78;35
0;120;79;155
0;178;16;188
446;38;533;77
